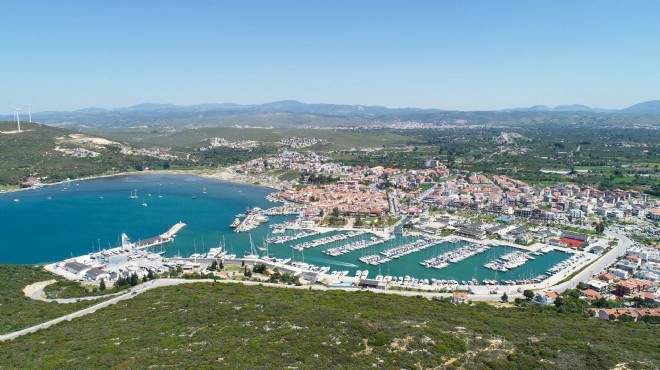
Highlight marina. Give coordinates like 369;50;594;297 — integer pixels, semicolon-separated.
484;251;530;272
420;243;490;269
1;174;576;286
324;235;390;257
290;230;365;251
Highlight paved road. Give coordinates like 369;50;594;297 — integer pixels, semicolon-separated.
0;279;198;342
24;280;122;304
551;228;632;293
1;276;518;342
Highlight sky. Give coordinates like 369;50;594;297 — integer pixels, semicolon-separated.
1;0;660;113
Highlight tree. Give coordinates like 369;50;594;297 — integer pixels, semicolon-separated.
163;161;171;170
523;290;535;301
269;269;282;283
592;298;609;308
332;207;340;217
99;279;106;291
219;260;224;270
142;275;148;283
555;295;567;309
501;292;509;303
618;314;634;323
209;260;218;271
147;269;155;280
130;272;139;286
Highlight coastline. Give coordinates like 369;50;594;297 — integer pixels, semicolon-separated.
0;167;286;196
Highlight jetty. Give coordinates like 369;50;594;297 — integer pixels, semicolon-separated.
380;238;436;259
290;231;365;251
266;230;320;244
160;222;187;239
420;244;490;269
133;222;187;250
323;235;390;257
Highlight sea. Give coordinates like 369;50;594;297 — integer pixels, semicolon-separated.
0;174;570;282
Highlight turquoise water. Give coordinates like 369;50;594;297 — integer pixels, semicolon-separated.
269;234;569;282
0;174;570;282
0;174;281;264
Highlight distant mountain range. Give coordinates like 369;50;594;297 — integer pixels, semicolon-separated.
502;100;660;113
3;99;660;129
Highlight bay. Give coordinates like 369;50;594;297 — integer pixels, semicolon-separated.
1;174;570;283
0;174;280;264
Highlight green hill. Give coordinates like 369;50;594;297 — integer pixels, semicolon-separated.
0;266;657;369
115;126;417;150
0;121;176;186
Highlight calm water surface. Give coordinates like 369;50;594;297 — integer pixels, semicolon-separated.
0;174;570;281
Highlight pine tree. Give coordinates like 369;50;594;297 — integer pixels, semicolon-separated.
130;272;139;286
99;279;106;291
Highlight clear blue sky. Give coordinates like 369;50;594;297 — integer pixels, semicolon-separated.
1;0;659;113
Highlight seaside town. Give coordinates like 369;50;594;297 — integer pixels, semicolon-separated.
4;2;660;367
42;148;660;322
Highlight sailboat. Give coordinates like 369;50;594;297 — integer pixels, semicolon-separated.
130;189;139;199
141;197;148;207
243;233;260;259
257;237;268;252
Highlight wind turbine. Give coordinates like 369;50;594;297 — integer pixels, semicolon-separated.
26;103;32;122
11;104;25;133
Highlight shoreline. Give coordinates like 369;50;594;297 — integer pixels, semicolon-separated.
0;168;286;196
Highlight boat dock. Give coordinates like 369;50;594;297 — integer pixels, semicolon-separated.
133;222;187;250
420;244;490;269
160;222;187;239
290;230;365;251
235;213;269;233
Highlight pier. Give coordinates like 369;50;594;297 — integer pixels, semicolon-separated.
132;222;187;250
160;222;187;239
290;230;365;251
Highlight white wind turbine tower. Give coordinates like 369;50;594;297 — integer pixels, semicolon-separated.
11;105;25;133
27;103;32;122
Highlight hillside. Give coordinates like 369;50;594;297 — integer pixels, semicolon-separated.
0;266;657;369
135;126;418;150
0;121;177;186
622;100;660;115
0;265;108;336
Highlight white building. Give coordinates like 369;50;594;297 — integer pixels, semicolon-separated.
608;268;629;279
